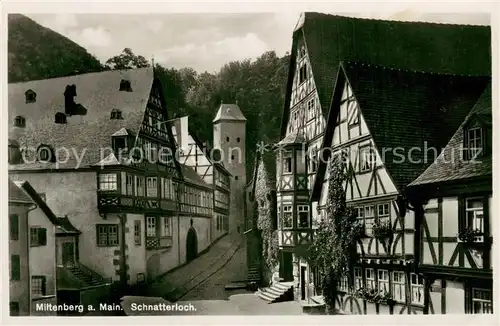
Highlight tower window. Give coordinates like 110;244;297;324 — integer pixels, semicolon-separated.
120;79;133;92
226;137;230;142
236;137;241;143
37;145;55;162
235;176;238;180
55;112;67;124
14;116;26;128
231;155;235;160
110;109;123;120
25;89;36;103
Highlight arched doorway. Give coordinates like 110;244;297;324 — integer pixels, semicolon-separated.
186;226;198;262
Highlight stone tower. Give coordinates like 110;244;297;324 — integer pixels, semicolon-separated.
213;103;246;234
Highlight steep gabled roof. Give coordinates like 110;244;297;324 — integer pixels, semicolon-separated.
8;178;32;204
281;12;491;137
8;68;154;170
311;61;490;200
213;103;246;123
408;85;492;187
180;164;211;189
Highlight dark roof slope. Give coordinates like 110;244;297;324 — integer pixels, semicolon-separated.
408;85;492;186
8;68;153;170
13;180;60;226
213;103;246;123
311;62;490;199
8;179;32;203
8;14;104;83
281;12;491;137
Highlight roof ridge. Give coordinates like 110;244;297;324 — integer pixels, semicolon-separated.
341;60;492;77
8;67;153;85
303;12;490;28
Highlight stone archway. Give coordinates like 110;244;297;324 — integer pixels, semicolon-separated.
186;219;198;262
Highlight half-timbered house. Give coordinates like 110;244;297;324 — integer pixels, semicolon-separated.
171;115;232;242
309;62;489;314
405;85;493;314
8;68;215;296
273;12;491;305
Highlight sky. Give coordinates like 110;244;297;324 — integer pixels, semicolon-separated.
27;11;490;73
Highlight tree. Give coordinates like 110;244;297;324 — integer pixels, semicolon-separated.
308;153;362;313
105;48;150;70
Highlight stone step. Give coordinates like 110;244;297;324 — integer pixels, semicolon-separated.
257;289;278;302
274;283;293;291
266;287;285;297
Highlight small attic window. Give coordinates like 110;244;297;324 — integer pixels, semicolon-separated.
14;116;26;128
25;89;36;103
55;112;67;124
111;109;123;120
120;79;132;92
37;144;55;163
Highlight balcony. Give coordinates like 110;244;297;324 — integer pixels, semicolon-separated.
146;236;172;250
97;192;177;214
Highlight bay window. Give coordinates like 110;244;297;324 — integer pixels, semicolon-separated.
135;176;145;196
282;205;293;228
146;177;158;197
298;205;310;228
99;173;117;191
126;174;134;195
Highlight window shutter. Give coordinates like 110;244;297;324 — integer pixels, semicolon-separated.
458;196;466;231
10;214;19;240
38;228;47;246
41;276;47;295
11;255;20;280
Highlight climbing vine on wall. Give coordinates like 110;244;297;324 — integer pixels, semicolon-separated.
255;159;279;271
308;154;362;313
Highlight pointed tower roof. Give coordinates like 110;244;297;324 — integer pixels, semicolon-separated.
212;103;246;123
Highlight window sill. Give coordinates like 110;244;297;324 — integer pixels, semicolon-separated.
31;294;56;302
96;244;119;248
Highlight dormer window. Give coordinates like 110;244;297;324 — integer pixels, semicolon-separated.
14;116;26;128
55;112;67;124
25;90;36;103
120;80;132;92
466;127;483;160
110;109;123;120
113;136;127;152
37;144;55;163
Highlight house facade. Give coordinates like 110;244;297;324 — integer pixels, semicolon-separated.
273;12;491;307
8;68;218;300
405;86;493;314
171;115;232;242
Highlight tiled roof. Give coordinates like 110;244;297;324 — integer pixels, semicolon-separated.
213;103;246;123
8;179;32;203
8;68;153;170
281;12;491;137
408;85;492;186
180;164;211;188
13;180;60;227
311;62;490;199
277;130;307;145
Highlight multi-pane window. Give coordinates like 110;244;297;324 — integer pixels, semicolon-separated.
30;227;47;246
378;270;389;295
282;205;293;228
136;176;145;196
339;275;349;292
410;273;424;305
283;157;292;174
307;99;315;120
299;63;308;84
146;216;156;237
472;288;493;314
126;174;134;195
466;198;484;242
31;276;46;296
392;271;406;303
134;220;141;245
298;205;310;228
378;203;390;224
354;267;363;290
10;214;19;240
99;173;117;191
467;127;483;159
162;217;172;237
365;268;375;290
364;205;375;236
97;224;119;246
359;146;376;172
146;177;158;197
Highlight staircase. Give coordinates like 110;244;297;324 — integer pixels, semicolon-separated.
67;263;111;287
256;282;294;303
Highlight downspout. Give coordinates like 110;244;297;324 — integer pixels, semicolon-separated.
118;213;127;290
26;203;38;314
